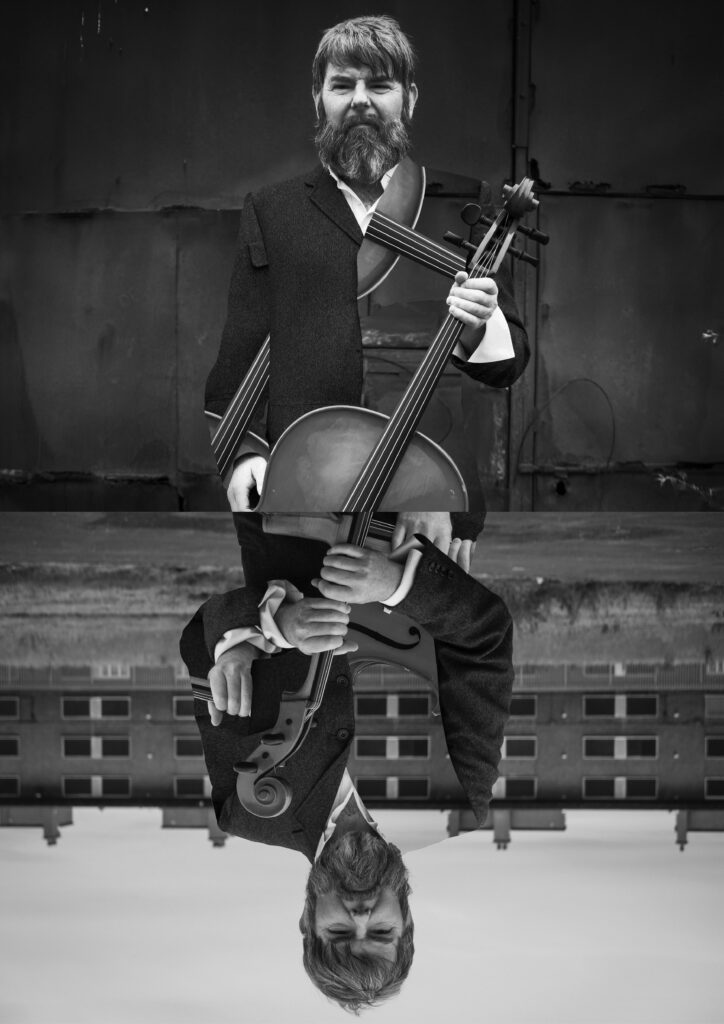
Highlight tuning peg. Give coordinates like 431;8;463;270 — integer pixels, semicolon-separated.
460;203;482;226
233;761;259;773
508;245;539;267
517;224;549;245
443;231;478;255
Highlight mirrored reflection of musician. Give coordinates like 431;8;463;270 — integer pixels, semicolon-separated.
205;14;529;546
180;536;513;1011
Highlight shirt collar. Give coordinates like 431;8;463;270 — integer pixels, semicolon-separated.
326;163;398;196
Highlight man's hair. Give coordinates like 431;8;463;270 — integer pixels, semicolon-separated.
312;15;417;98
299;835;415;1013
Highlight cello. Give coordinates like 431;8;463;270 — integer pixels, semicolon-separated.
191;179;545;816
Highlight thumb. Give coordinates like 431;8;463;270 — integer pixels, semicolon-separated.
454;271;468;285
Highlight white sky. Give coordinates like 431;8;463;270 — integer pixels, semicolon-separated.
1;809;722;1024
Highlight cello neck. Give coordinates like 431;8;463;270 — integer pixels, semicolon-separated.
342;192;528;513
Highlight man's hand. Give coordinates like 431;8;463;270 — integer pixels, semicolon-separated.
276;597;359;656
207;643;257;726
226;454;267;511
392;511;475;573
392;511;451;552
447;270;498;332
314;545;403;605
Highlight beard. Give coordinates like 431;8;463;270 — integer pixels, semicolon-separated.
315;112;412;186
306;829;409;905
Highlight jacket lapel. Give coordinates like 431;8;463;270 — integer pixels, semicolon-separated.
306;166;363;246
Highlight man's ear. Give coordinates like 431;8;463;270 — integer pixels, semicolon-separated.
407;82;419;119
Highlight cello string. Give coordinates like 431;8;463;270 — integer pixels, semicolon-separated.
212;351;267;463
212;344;269;459
367;214;464;276
346;241;501;507
212;211;461;478
213;349;270;474
344;227;508;508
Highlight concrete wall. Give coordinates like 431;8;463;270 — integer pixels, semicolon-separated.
1;0;722;508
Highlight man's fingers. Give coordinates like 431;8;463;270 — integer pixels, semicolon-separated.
326;544;366;559
336;638;360;656
238;670;253;718
303;598;351;616
314;577;351;602
207;700;223;727
390;520;407;550
448;536;462;563
208;665;228;713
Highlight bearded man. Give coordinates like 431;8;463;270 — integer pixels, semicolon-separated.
180;532;514;1011
205;15;529;568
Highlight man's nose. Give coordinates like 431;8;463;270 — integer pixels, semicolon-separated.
350;905;372;918
350;81;371;107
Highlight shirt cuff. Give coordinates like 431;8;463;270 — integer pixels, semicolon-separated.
453;306;514;363
384;537;424;607
213;579;303;662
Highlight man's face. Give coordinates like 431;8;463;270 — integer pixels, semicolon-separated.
317;62;417;128
314;885;406;962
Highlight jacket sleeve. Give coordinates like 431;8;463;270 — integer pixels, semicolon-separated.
204;192;271;438
451;181;530;389
179;585;288;824
395;537;514;825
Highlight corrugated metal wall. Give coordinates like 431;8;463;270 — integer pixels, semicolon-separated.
1;0;721;509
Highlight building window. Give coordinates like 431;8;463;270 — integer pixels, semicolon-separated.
0;776;19;797
494;777;537;799
63;737;92;757
398;778;429;799
502;737;537;759
101;737;130;758
174;777;211;798
0;736;19;757
62;737;130;758
0;697;19;719
705;737;724;758
625;777;657;799
509;696;537;718
584;737;616;758
174;736;204;758
355;695;387;717
62;776;131;797
61;697;130;720
583;695;616;717
356;737;387;758
101;777;131;797
92;663;132;680
584;737;658;759
705;778;724;799
583;777;616;799
705;695;724;719
398;694;430;717
355;736;429;759
353;777;428;800
63;776;93;797
626;695;658;717
173;696;196;719
354;693;431;718
583;695;658;719
583;776;657;799
356;778;387;800
61;698;91;719
626;737;658;758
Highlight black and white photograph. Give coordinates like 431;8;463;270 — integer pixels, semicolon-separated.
1;3;722;1022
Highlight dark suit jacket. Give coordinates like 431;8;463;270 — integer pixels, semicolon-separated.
205;164;529;443
180;538;514;860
